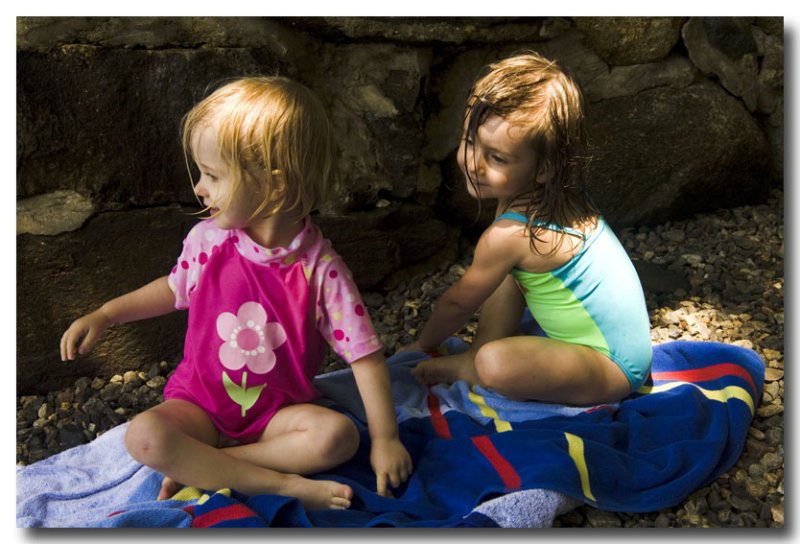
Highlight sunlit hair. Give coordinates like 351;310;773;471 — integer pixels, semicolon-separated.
464;51;598;255
181;76;334;220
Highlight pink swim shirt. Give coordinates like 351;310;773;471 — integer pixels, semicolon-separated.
164;217;383;442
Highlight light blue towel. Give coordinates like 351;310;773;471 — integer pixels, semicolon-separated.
16;423;153;527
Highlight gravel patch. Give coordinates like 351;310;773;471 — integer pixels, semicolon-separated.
17;190;784;528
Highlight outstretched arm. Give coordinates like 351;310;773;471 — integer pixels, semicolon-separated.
60;275;176;361
414;226;516;351
351;351;413;497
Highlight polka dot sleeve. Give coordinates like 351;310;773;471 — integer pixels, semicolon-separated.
167;220;221;310
314;254;383;364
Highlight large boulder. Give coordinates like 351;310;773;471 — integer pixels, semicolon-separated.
297;42;432;209
572;17;685;66
585;83;772;226
17;45;281;208
17;207;195;393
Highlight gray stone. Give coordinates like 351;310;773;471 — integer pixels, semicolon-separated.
57;423;86;449
654;512;672;527
17;190;95;236
573;17;685;65
99;382;123;402
585;83;771;227
281;16;551;45
585;508;623;527
760;452;783;472
302;43;430;208
146;376;167;389
632;260;691;295
682;17;760;112
585;55;697;102
17;16;301;53
17;45;286;208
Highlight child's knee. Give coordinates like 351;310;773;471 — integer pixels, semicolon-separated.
312;414;359;463
474;341;512;389
125;411;172;466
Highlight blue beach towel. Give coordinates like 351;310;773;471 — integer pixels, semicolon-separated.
17;339;763;528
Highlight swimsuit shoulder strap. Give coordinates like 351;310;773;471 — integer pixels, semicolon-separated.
493;212;586;239
493;212;529;224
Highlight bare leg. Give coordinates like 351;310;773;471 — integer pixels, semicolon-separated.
125;400;355;510
411;274;525;387
158;403;359;500
222;403;360;475
411;273;631;405
474;335;632;405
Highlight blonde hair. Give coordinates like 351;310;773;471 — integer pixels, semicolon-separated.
181;76;334;220
464;52;597;254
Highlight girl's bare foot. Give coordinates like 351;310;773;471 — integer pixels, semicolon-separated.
157;476;185;501
281;473;354;510
411;350;480;387
158;473;351;510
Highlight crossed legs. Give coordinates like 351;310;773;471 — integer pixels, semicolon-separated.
124;399;359;510
411;274;632;406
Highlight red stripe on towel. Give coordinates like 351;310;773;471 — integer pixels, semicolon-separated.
192;504;256;528
472;435;521;490
585;405;615;415
427;390;452;439
652;363;756;394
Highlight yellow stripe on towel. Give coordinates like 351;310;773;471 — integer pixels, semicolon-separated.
565;432;596;503
468;388;512;433
637;381;754;414
169;486;204;502
198;488;232;505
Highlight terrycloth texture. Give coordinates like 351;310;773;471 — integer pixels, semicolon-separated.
14;422;168;527
17;339;763;528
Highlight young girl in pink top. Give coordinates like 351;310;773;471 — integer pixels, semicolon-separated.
60;76;412;510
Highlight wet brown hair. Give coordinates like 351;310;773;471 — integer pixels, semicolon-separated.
464;52;598;255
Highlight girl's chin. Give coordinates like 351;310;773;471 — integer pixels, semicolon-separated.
465;185;486;200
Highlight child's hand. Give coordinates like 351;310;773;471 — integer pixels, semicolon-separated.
370;437;413;498
60;308;112;361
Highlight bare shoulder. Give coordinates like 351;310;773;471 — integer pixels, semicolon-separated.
510;217;598;274
475;220;531;268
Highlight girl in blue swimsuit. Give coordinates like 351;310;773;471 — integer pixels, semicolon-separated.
403;52;652;405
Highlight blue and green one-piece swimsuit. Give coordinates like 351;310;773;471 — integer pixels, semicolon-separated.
497;212;652;390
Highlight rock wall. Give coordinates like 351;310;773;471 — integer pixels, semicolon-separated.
17;16;783;393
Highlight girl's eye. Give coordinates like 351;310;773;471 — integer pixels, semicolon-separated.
204;172;218;181
490;154;507;164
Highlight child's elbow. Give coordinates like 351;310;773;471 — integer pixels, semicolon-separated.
439;288;480;316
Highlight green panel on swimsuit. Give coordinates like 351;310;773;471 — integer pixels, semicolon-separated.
509;268;611;359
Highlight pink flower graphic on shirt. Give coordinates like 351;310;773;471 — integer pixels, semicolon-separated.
217;301;286;374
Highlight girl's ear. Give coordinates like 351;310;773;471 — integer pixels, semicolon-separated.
534;162;551;184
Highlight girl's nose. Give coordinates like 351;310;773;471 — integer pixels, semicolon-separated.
467;150;483;178
194;177;207;198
